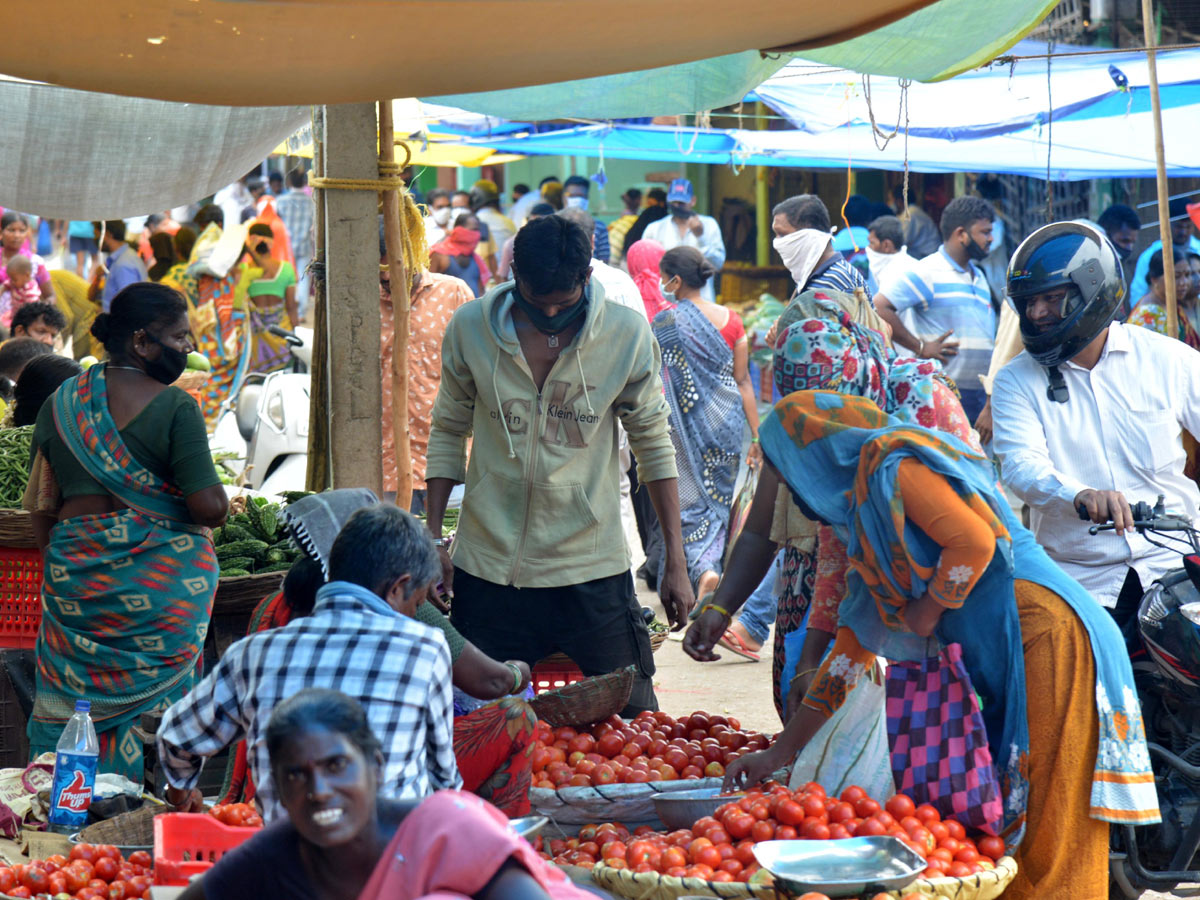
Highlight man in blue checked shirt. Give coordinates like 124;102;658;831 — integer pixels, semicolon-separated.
156;504;459;822
872;196;998;423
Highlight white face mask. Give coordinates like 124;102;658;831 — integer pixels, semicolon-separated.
866;245;900;279
431;207;452;227
772;229;832;288
660;277;677;303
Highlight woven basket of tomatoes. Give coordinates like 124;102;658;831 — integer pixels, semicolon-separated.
546;782;1016;900
529;710;772;825
529;667;636;728
0;842;155;900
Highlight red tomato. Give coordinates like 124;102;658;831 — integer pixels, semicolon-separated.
800;782;827;798
661;846;687;869
5;886;30;899
977;836;1006;862
800;820;831;840
555;727;579;742
853;797;881;819
829;801;855;823
828;823;852;840
19;867;47;894
69;844;97;864
801;795;827;819
944;818;967;841
703;762;725;778
885;794;917;820
775;799;805;826
61;864;89;893
96;845;122;861
568;734;596;755
954;847;980;864
704;827;731;847
840;787;868;804
854;818;887;838
750;820;775;843
627;840;661;868
94;857;120;882
596;733;625;758
724;812;754;840
946;862;973;878
797;893;833;900
0;869;14;893
915;804;941;824
47;872;67;895
693;846;723;869
775;825;798;840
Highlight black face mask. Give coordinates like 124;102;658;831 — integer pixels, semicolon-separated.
965;236;990;261
145;334;189;385
669;203;691;220
512;284;589;336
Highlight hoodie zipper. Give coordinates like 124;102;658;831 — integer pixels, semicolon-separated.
507;349;572;586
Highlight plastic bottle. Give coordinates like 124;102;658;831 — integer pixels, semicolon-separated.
47;700;99;834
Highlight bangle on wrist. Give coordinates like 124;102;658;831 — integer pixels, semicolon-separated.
917;339;926;357
750;436;759;444
701;603;731;618
790;668;820;684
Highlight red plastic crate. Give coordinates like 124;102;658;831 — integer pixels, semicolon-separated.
153;812;260;885
531;658;585;695
0;547;43;649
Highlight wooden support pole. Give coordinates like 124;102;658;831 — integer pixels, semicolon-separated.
322;102;383;493
378;99;414;510
307;105;332;492
1143;0;1178;338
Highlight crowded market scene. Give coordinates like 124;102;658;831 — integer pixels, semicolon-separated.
1;0;1200;898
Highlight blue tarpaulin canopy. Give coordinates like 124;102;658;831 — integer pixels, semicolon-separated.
438;44;1200;180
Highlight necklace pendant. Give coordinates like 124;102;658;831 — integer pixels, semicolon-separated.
547;334;559;349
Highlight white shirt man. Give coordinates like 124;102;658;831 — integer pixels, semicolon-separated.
642;178;725;303
992;320;1200;609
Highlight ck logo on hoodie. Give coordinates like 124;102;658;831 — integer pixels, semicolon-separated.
493;379;599;449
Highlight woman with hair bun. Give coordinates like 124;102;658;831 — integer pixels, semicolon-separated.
651;246;760;605
24;281;228;778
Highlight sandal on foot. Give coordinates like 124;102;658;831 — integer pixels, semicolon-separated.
718;627;761;661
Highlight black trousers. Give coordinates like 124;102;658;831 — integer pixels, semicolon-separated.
450;568;658;715
1109;567;1144;655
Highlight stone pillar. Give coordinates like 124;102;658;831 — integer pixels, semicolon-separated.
320;102;382;493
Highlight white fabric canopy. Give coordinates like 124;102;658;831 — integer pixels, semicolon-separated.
0;77;307;219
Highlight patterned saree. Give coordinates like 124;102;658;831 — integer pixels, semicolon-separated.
28;365;219;778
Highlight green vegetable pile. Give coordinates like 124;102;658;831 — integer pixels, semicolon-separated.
0;426;34;509
213;496;302;577
212;450;245;487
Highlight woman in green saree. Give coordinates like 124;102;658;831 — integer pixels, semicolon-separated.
26;282;229;778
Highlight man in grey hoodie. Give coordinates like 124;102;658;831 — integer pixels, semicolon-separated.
425;216;694;712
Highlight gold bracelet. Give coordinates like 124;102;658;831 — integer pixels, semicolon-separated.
700;603;731;618
790;668;820;684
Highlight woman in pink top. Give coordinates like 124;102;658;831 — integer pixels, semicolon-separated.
180;688;590;900
0;213;54;303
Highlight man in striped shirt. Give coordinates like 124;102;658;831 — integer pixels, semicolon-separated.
772;194;867;295
873;196;997;422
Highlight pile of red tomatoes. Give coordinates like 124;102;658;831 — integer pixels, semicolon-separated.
532;710;771;788
535;781;1007;884
0;843;154;899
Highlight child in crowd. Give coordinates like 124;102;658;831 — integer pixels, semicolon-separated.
0;256;42;328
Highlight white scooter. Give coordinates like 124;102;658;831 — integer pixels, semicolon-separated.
211;325;312;496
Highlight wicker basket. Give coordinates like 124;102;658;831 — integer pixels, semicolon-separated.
592;855;1018;900
593;862;777;900
0;509;35;548
529;666;635;728
73;804;169;852
213;571;286;614
530;777;722;827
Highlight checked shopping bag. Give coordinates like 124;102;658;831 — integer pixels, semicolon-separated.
885;643;1004;833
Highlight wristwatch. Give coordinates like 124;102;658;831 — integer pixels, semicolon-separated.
434;536;453;549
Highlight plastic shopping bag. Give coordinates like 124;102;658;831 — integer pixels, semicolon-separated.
724;465;759;566
789;661;894;801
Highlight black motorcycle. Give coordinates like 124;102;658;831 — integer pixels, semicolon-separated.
1092;497;1200;897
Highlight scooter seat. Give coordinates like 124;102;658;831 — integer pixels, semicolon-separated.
235;380;264;443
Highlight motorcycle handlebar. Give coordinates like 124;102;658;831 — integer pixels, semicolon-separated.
268;325;303;346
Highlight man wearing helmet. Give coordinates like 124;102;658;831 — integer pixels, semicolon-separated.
991;221;1200;631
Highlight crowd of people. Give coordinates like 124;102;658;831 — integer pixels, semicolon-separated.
8;160;1200;900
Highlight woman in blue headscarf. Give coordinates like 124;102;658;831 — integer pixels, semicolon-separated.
720;390;1157;900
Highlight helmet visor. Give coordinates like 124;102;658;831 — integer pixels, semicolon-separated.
1014;284;1085;326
